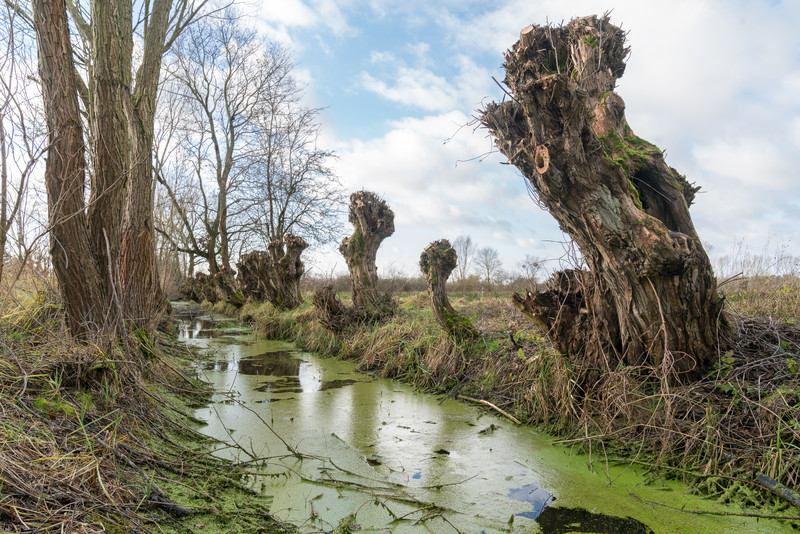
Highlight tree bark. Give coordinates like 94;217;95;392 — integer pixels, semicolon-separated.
480;15;727;383
120;0;171;329
237;234;308;309
420;239;478;340
87;0;132;321
339;190;394;312
32;0;105;338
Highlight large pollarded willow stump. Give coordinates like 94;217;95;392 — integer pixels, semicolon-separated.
185;269;243;307
312;284;357;333
339;191;395;312
237;234;308;309
481;15;726;384
420;240;479;340
237;252;267;301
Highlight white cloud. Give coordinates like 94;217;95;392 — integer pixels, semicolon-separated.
259;0;800;273
256;0;354;46
360;68;460;111
791;117;800;150
359;48;492;113
259;0;317;26
331;111;563;273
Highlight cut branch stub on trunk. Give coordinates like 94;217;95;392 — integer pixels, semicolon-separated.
237;234;308;309
480;15;727;384
420;240;478;340
339;190;395;314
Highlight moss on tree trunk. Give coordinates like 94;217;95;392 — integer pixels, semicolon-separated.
480;15;727;386
420;240;478;340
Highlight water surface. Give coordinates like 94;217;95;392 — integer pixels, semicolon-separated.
175;304;790;533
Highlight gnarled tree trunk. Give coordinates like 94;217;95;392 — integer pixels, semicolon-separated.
420;240;478;340
237;252;267;302
312;284;355;333
186;268;242;308
480;15;726;384
339;191;395;313
237;234;308;309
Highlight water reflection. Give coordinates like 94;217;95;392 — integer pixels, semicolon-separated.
180;317;219;339
239;351;301;376
508;484;555;519
535;506;654;534
201;349;358;395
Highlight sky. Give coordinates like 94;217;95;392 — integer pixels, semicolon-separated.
246;0;800;280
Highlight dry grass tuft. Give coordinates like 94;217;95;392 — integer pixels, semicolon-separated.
0;288;289;533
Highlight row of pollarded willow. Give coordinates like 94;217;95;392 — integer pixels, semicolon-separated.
306;17;728;383
313;193;476;339
33;0;727;389
182;233;307;311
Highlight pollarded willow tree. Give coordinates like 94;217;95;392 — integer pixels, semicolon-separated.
480;15;727;384
339;191;395;312
313;193;395;331
237;234;308;309
420;240;478;340
31;0;206;337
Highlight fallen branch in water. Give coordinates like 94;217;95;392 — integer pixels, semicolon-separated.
628;490;800;521
757;474;800;510
457;394;521;425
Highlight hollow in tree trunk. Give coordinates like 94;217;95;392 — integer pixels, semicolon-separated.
420;240;478;340
339;191;395;313
480;15;727;385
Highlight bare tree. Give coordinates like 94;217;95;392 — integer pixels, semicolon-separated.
474;246;503;289
247;104;343;249
0;4;44;288
156;12;341;274
452;235;475;282
31;0;208;337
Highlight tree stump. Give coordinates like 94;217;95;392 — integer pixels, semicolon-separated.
182;269;243;308
480;15;727;384
237;234;308;309
420;240;478;340
237;251;268;302
312;284;358;332
339;191;395;315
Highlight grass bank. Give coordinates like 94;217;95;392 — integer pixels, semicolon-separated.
241;284;800;522
0;289;292;533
